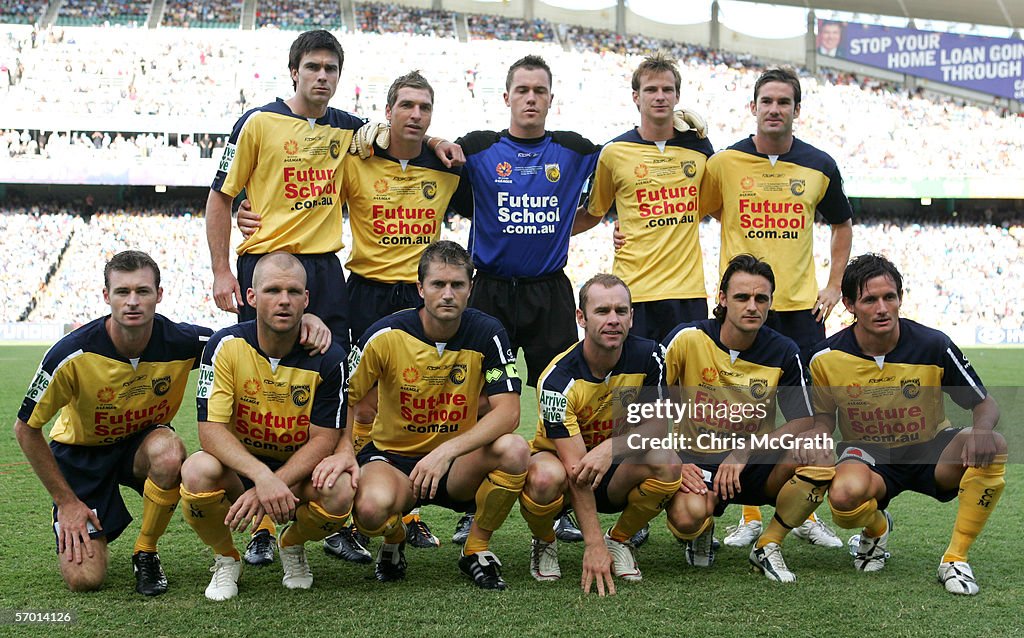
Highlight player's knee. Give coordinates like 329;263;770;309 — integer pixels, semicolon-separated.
146;436;186;486
491;433;530;473
353;486;395;529
316;477;355;513
180;451;224;492
826;478;870;511
666;493;706;533
60;556;106;592
524;464;567;502
642;450;681;482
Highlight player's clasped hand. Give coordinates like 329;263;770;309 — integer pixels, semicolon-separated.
581;544;616;596
714;450;747;501
573;440;613;489
56;499;101;564
963;428;998;468
410;445;455;500
678;463;707;494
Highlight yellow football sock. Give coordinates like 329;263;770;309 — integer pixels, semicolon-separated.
829;497;887;537
180;487;238;559
134;478;180;554
519;492;563;542
757;466;835;548
356;512;405;544
943;456;1006;563
611;476;682;542
742;505;763;524
463;534;490;556
668;514;712;541
352;419;373;455
253;515;276;537
474;469;527;532
280;501;351;548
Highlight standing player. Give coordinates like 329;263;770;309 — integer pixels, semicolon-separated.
578;52;714;343
333;241;528;590
237;70;462;558
810;254;1006;595
521;274;684;594
14;251;212;596
181;253;354;601
663;255;835;581
700;67;852;547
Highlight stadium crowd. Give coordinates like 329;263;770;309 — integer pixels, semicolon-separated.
0;0;46;24
57;0;149;25
255;0;339;31
3;206;1020;333
352;2;455;38
467;13;555;42
161;0;239;28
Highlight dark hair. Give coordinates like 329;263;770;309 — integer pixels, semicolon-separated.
753;67;801;105
631;51;681;93
289;30;344;90
104;250;160;289
579;273;630;315
418;240;473;282
505;55;552;92
387;70;434;109
712;254;775;321
841;253;903;302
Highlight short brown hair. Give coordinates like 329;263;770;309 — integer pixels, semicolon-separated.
753;67;801;105
579;273;630;315
505;55;552;92
387;70;434;109
104;250;160;289
631;51;681;93
418;240;473;282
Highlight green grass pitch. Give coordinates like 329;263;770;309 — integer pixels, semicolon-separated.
0;345;1019;637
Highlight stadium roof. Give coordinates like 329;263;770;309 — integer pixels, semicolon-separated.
760;0;1022;30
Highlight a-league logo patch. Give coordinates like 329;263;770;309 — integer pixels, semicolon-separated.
740;176;755;190
422;181;437;200
681;160;697;178
151;376;171;396
789;179;805;196
374;178;389;194
244;378;262;397
97;386;116;403
846;383;863;398
545;163;560;182
284;139;299;155
403;367;420;383
634;163;649;179
291;384;310;407
701;367;718;383
901;378;921;399
448;364;467;385
496;162;512;178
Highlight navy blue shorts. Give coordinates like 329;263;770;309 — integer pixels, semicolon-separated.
765;309;824;358
678;449;782;517
633;298;708;344
237;456;285;492
356;442;475;513
347;273;420;344
592;463;626;514
469;269;576;388
836;427;961;510
49;424;168;550
238;252;350;351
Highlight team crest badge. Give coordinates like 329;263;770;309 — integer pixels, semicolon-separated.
496;162;512;178
329;140;341;159
422;181;437;200
244;378;262;397
284;139;299;155
291;385;311;407
790;179;806;196
701;368;718;384
97;386;116;403
151;376;171;396
634;163;649;179
374;178;389;194
403;367;420;383
901;378;921;399
681;160;697;178
545;163;561;182
617;387;639;407
740;176;755;190
448;364;467;385
749;378;768;400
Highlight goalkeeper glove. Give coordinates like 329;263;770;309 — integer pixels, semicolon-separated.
349;121;391;158
673;108;708;139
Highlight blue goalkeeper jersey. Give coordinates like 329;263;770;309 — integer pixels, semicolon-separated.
452;130;601;278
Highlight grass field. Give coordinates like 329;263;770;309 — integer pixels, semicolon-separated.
0;345;1020;637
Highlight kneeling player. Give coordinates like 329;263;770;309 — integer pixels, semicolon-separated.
181;253;354;601
522;274;684;595
810;254;1006;595
663;255;834;582
329;241;528;590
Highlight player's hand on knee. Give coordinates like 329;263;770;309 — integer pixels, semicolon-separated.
679;463;707;494
236;199;261;239
313;451;359;490
582;545;616;596
57;499;101;564
963;428;998;468
298;314;332;355
410;446;455;500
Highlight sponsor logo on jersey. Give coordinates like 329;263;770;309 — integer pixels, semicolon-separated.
284;139;299;155
740;176;755;190
448;364;467;385
485;368;503;383
291;384;311;407
374;178;389;194
901;378;921;399
151;376;171;396
97;386;116;403
244;378;262;397
26;368;52;402
789;179;805;196
197;363;214;399
545;163;560;182
634;163;649;179
701;368;718;384
403;367;420;383
422;181;437;200
496;162;512;178
348;345;363;375
681;160;697;178
218;143;236;173
540;390;567;423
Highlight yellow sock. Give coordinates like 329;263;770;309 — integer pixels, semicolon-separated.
356;512;405;544
352;419;373;455
133;478;180;554
280;501;351;547
829;497;887;537
253;515;276;537
474;469;527;532
611;476;682;542
943;457;1006;563
668;515;712;541
180;487;238;559
519;492;563;542
463;534;490;556
402;508;422;526
742;505;763;524
757;466;835;548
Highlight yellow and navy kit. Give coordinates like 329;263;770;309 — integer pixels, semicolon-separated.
212;99;364;255
701;136;853;311
348;307;520;455
587;128;714;303
19;315;211;446
197;321;347;463
809;319;987;448
343;142;461;283
663;318;812;454
531;334;667;453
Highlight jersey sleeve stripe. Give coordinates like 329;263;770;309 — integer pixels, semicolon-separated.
491;334;514;393
794;352;813;415
946;347;986;400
